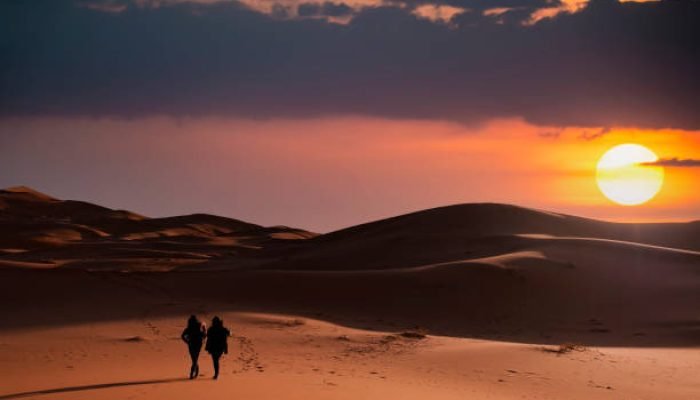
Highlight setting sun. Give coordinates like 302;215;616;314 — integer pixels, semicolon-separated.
596;144;664;206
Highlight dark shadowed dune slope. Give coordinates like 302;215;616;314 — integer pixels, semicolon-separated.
259;204;700;271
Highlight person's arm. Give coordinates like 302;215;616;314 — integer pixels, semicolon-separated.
181;329;189;344
224;328;231;354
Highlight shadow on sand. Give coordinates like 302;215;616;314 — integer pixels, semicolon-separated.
1;267;698;348
0;377;188;399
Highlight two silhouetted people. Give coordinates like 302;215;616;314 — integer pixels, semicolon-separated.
182;315;231;380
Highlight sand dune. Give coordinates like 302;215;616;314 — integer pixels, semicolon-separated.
0;187;316;270
0;187;698;399
0;186;144;223
263;203;700;271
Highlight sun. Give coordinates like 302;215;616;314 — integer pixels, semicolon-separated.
596;144;664;206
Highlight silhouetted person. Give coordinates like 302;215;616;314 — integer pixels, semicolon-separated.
205;316;231;380
181;315;206;379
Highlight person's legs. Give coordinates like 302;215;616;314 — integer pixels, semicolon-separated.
192;346;201;377
189;346;201;379
189;350;197;379
212;353;221;379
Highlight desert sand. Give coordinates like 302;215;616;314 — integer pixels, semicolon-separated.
0;186;698;399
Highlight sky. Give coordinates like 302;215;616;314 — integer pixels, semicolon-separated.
2;0;700;232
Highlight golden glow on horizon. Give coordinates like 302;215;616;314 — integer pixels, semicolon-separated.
3;117;699;226
596;144;664;206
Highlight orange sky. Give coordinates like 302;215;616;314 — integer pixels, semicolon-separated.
1;117;699;231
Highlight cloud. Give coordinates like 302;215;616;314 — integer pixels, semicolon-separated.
412;4;467;24
577;127;611;141
643;158;700;167
1;0;700;129
78;0;552;25
297;2;356;23
483;7;513;17
527;0;589;25
77;0;385;23
298;2;354;17
73;0;661;25
538;130;563;139
527;0;658;25
77;0;129;13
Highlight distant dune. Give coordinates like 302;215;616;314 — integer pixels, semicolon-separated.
252;203;700;272
0;186;316;270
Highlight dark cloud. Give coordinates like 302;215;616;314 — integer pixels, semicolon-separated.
578;127;611;141
298;2;354;18
643;158;700;167
1;0;700;128
538;130;563;139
